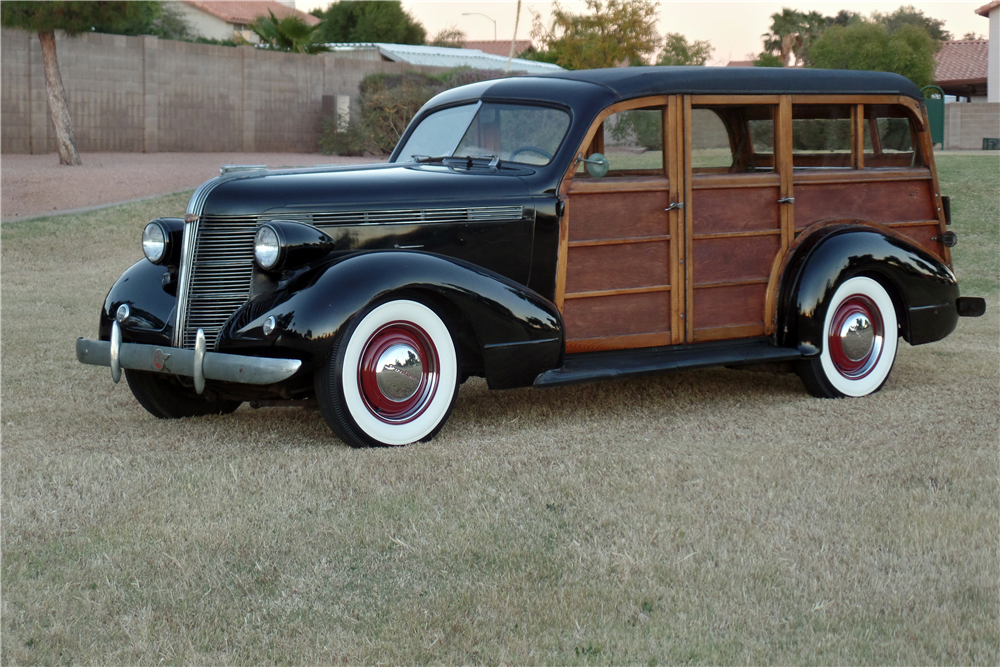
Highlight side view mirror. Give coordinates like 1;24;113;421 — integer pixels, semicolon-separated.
576;153;609;178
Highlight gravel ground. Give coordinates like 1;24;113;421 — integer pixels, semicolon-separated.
1;152;385;222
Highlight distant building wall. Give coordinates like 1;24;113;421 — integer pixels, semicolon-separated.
944;102;1000;149
1;29;447;154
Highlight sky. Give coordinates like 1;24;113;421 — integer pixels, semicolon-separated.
294;1;990;65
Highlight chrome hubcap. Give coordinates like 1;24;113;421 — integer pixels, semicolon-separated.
374;343;423;401
839;314;874;361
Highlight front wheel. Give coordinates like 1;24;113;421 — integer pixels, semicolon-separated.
796;276;899;398
315;299;459;447
125;369;242;418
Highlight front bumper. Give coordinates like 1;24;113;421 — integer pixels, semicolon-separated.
77;323;301;393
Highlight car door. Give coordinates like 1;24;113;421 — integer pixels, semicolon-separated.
557;97;685;353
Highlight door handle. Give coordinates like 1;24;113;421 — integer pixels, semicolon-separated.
665;202;684;211
778;197;795;204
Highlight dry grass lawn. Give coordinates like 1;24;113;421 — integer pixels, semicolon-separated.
2;155;997;664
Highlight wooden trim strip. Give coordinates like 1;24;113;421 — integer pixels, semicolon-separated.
692;229;780;241
569;234;671;248
765;94;794;337
564;284;671;300
691;94;781;105
885;220;941;228
683;95;694;342
691;173;781;190
692;278;770;290
669;96;683;344
566;332;671;354
692;323;766;342
793;168;932;185
568;178;670;194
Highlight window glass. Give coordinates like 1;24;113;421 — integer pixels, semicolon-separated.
863;104;923;168
792;105;853;168
602;108;664;174
396;102;570;166
692;106;775;173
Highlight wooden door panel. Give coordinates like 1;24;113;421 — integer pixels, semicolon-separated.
692;284;767;340
563;291;670;344
691;186;781;234
692;235;780;284
568;189;669;241
565;240;670;294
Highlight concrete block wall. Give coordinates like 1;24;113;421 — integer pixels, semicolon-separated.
1;29;446;154
944;103;1000;150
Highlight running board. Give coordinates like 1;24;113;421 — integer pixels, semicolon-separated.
534;338;803;388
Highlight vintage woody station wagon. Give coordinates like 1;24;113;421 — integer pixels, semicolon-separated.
77;67;985;447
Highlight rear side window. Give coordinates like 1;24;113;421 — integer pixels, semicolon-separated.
792;105;853;168
863;104;924;168
691;105;776;174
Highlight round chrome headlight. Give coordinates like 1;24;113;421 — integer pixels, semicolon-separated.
142;222;167;264
254;225;281;270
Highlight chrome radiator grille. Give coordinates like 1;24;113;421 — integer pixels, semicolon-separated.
180;215;257;349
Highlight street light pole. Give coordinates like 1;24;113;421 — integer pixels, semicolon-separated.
461;12;496;41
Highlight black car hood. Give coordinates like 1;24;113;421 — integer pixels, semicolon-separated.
196;162;534;217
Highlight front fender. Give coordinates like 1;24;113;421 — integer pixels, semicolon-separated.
98;259;176;345
219;251;564;387
778;226;959;356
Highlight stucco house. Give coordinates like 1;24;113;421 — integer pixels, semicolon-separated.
976;0;999;102
177;0;320;43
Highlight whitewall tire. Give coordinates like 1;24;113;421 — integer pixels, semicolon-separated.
315;299;459;447
797;276;899;398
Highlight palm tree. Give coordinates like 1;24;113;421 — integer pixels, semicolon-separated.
761;9;826;67
249;10;330;55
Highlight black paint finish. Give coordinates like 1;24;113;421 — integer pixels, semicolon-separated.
218;251;563;387
778;227;960;355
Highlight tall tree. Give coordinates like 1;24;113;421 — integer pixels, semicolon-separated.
657;33;713;66
872;5;950;42
249;10;330;54
312;1;426;45
430;26;465;49
809;21;937;87
1;1;161;165
760;8;826;67
529;0;662;70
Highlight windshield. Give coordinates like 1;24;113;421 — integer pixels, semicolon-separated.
396;102;571;166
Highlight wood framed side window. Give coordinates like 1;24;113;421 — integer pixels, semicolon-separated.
577;106;665;178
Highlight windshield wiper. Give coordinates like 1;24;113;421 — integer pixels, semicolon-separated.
411;154;501;171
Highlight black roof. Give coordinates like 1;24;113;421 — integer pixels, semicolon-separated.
536;67;924;101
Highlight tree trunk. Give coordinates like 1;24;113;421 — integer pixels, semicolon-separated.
37;30;82;166
506;0;522;73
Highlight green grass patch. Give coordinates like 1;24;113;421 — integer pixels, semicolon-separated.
2;158;997;664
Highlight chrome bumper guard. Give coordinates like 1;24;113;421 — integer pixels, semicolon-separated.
76;323;301;394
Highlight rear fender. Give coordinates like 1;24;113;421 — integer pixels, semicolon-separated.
219;251;564;388
778;224;959;356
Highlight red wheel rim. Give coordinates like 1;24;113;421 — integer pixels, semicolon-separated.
828;294;884;379
358;322;439;424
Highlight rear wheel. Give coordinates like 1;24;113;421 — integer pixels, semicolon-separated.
125;369;242;418
315;299;459;448
796;276;899;398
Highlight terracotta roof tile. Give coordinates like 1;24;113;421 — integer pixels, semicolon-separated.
183;1;319;26
976;1;1000;17
935;40;989;85
463;40;532;57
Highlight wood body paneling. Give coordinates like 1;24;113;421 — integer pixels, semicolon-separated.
794;177;935;228
688;184;781;340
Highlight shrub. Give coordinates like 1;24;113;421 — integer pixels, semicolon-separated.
320;68;515;156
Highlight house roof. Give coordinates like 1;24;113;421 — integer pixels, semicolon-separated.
182;1;319;26
463;40;533;57
975;1;1000;16
935;40;989;86
327;43;563;74
726;60;754;67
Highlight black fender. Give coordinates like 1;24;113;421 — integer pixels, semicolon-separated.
778;225;959;356
219;251;564;389
98;259;176;345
